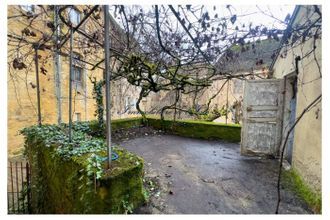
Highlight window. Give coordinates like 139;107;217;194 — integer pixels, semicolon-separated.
21;5;35;13
125;97;130;110
73;66;83;83
124;97;136;112
69;8;80;25
131;98;136;110
75;113;81;121
71;53;84;88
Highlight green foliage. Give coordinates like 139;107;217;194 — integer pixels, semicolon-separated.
71;118;144;138
72;120;104;137
146;117;241;142
91;78;105;129
142;187;150;202
197;105;228;122
86;153;104;179
282;169;322;213
121;195;134;214
186;105;229;122
21;121;146;214
21;124;106;177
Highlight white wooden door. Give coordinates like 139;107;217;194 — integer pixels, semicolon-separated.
241;79;284;156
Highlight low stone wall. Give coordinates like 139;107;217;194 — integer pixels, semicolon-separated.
86;117;241;142
22;125;145;214
111;117;144;131
146;117;241;142
93;117;241;142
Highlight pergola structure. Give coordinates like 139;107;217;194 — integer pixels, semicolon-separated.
30;5;114;167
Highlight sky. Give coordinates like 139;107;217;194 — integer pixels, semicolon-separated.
226;5;295;29
110;5;295;31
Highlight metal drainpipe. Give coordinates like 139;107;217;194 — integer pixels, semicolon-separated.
104;5;112;168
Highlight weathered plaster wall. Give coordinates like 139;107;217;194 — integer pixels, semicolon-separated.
8;6;60;155
7;6;141;156
272;6;322;192
143;77;245;123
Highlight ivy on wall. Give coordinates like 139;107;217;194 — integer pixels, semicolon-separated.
90;77;105;129
20;121;145;213
21;123;107;179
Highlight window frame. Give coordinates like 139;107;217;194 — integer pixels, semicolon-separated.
72;65;83;84
75;112;81;122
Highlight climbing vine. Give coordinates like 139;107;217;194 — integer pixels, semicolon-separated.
90;77;105;128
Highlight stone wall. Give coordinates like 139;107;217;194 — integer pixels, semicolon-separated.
23;123;145;214
7;5;141;156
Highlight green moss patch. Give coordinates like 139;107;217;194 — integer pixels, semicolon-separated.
111;117;144;131
282;169;322;213
21;124;145;214
75;116;241;143
75;117;144;138
146;117;241;142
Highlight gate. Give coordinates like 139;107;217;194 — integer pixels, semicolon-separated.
241;79;284;156
7;160;31;214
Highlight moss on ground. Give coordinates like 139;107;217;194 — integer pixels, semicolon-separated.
282;169;322;213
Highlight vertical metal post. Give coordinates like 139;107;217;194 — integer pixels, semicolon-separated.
54;5;62;124
34;46;42;126
104;5;112;168
20;162;25;213
10;162;14;212
26;162;31;214
226;80;229;124
68;28;73;142
15;162;20;213
7;188;10;213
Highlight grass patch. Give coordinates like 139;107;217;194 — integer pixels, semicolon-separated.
282;169;321;213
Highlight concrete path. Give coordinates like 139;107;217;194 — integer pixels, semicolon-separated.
118;134;311;214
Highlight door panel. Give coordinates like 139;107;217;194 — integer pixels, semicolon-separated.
241;79;284;156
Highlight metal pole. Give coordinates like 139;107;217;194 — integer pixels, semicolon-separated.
226;80;229;124
68;28;73;142
34;46;42;126
10;162;15;212
104;5;112;169
15;162;20;213
26;162;31;214
20;162;25;212
54;5;62;124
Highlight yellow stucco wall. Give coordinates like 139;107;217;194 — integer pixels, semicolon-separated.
7;5;141;156
272;6;322;192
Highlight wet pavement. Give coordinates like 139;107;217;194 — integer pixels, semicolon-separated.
118;132;311;214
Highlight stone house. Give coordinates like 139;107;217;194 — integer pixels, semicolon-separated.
7;5;141;156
